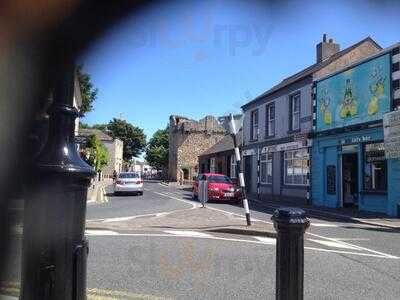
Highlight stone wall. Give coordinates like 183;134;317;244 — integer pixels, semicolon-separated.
168;115;226;181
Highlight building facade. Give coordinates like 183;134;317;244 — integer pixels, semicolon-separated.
168;115;226;182
78;128;123;177
198;129;243;182
241;35;381;203
312;44;400;216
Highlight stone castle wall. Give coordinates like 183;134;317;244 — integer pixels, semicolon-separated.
168;115;226;181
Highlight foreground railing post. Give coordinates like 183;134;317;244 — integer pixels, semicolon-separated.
21;64;95;300
272;207;310;300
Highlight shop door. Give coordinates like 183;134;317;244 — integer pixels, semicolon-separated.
341;153;358;207
244;156;252;193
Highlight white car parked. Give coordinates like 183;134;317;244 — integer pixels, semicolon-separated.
114;172;144;196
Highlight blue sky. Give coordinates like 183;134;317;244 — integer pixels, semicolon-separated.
81;0;399;142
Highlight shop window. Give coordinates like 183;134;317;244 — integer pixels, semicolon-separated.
230;155;237;178
284;148;309;185
210;157;215;173
364;143;387;191
250;109;259;140
260;153;273;184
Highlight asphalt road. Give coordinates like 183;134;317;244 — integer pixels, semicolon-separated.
3;182;400;299
85;182;400;300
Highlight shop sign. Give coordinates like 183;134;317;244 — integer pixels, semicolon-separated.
339;135;371;145
261;140;309;153
383;110;400;159
242;149;256;156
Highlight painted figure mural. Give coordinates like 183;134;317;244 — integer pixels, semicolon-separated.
368;65;386;116
340;78;358;119
319;88;332;125
316;53;390;132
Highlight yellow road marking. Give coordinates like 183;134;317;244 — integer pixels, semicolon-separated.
1;282;173;300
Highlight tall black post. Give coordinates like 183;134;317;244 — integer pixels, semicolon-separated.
272;207;310;300
21;63;95;300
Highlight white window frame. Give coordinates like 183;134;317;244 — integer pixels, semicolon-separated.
290;93;300;131
284;148;309;186
210;157;215;173
266;103;275;137
250;109;259;140
230;155;237;178
260;153;273;184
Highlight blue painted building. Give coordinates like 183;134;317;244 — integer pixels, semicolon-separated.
312;44;400;216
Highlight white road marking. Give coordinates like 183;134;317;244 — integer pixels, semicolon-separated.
153;191;200;208
307;232;399;259
254;237;276;244
311;222;339;227
334;238;370;241
102;216;137;223
84;231;398;259
303;247;394;259
308;238;359;250
85;230;119;236
165;230;212;238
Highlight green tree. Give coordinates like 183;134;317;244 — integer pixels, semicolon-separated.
107;118;146;160
77;65;98;117
145;128;169;170
84;135;108;172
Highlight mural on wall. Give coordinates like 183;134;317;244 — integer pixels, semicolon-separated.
316;53;390;132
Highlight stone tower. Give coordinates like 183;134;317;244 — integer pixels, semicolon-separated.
168;115;226;182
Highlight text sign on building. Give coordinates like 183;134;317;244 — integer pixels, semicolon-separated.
383;110;400;159
315;53;391;132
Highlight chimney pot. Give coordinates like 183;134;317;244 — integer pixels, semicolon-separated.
323;34;327;42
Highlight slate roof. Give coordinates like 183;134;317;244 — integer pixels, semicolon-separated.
242;37;381;110
199;129;243;157
78;128;113;141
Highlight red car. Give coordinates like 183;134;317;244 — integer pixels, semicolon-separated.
192;173;242;203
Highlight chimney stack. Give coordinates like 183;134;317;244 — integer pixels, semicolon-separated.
316;34;340;63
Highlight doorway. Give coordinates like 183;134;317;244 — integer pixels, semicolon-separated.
244;156;252;193
341;153;358;207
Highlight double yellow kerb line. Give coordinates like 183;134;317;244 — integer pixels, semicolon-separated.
0;282;172;300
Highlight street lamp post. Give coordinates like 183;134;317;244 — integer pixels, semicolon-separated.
21;64;95;300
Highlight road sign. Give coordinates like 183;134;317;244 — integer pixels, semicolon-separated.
383;110;400;159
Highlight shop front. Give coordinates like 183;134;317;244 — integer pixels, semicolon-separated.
312;48;400;216
259;138;312;203
311;127;398;215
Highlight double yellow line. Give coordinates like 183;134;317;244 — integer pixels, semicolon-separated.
0;282;172;300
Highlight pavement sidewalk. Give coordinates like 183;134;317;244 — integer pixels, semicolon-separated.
86;206;276;237
87;179;112;204
248;196;400;230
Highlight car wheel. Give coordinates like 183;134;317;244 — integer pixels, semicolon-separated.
114;191;119;196
138;191;143;196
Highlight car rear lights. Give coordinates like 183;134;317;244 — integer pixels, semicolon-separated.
116;180;124;185
137;180;143;184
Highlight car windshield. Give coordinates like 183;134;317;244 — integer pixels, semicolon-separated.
208;175;232;184
118;173;140;179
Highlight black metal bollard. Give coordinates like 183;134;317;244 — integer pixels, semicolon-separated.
21;64;95;300
272;207;310;300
